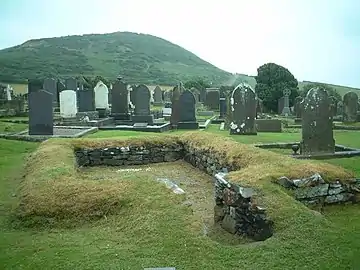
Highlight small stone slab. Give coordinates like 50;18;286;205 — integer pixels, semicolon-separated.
133;122;148;128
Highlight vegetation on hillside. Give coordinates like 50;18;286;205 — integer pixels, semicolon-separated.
0;32;231;85
255;63;299;112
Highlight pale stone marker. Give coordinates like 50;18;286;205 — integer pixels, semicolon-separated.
5;85;12;101
343;92;358;123
229;83;257;135
281;88;291;116
60;90;77;118
300;87;335;155
94;81;109;109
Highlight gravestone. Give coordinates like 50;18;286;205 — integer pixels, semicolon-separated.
132;84;154;124
337;101;344;116
191;87;200;103
199;88;206;103
65;78;77;90
219;97;227;119
281;89;291;116
205;89;220;111
78;90;95;112
278;97;284;114
28;79;43;93
300;87;335;155
28;90;53;135
111;77;130;120
60;90;77;118
5;85;12;101
343;92;358;123
294;96;303;118
177;90;198;129
329;96;337;117
43;78;58;103
170;84;183;126
94;81;109;117
229;83;257;135
163;91;172;102
153;86;163;105
256;98;263;117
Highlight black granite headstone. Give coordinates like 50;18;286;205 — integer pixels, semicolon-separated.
43;78;58;103
153;85;163;105
177;90;198;129
78;90;95;112
111;78;130;120
65;78;77;90
28;90;53;135
132;84;153;124
28;79;43;93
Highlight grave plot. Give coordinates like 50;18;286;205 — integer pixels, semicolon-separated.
16;132;360;245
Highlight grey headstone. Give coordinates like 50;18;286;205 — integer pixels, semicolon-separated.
294;96;303;118
199;88;206;102
229;83;257;135
78;90;95;112
43;78;58;103
28;79;43;93
300;87;335;155
135;84;151;115
28;90;53;135
219;97;227;119
170;85;182;125
153;85;163;103
205;89;220;110
337;101;343;116
343;92;358;123
65;78;77;90
179;90;196;122
278;96;284;114
111;79;129;114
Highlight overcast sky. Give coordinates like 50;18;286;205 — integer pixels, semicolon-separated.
1;0;360;87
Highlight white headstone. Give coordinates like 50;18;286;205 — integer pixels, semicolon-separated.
162;108;172;116
60;90;78;118
94;81;109;109
6;85;12;101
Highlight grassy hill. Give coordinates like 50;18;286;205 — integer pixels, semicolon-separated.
0;32;232;85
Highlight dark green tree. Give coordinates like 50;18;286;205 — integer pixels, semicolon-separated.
255;63;299;112
184;77;210;90
300;83;341;102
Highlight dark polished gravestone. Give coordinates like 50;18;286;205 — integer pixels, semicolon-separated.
65;77;77;90
170;85;183;126
300;87;335;155
28;79;43;93
343;91;359;123
78;90;95;112
177;90;199;129
219;97;227;119
205;89;220;111
111;78;130;120
43;78;58;103
229;83;257;135
153;85;164;105
28;90;53;135
199;88;206;103
131;84;154;124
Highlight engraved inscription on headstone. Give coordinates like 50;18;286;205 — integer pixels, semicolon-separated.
300;87;335;155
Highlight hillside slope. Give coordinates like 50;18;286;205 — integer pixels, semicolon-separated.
0;32;231;85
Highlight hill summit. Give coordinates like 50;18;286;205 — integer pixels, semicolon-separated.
0;31;232;85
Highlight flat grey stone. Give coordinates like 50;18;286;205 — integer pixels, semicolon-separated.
294;184;329;199
221;214;237;234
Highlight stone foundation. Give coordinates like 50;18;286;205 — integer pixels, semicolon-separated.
74;142;274;241
214;173;273;241
275;173;360;205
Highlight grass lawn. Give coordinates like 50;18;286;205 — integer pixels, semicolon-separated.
0;121;28;133
1;128;360;269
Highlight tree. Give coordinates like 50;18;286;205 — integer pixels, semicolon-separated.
255;63;299;113
300;83;341;102
184;77;211;90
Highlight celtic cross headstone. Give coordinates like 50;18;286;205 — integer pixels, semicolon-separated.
281;88;291;116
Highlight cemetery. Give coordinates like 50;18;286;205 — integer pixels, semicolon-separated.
1;76;360;269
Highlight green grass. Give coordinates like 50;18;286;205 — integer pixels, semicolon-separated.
1;129;360;269
0;121;27;133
